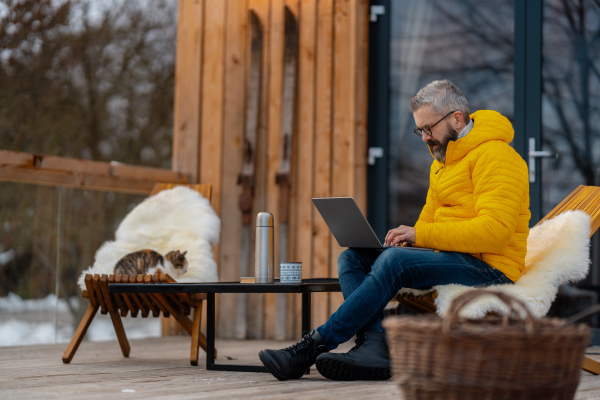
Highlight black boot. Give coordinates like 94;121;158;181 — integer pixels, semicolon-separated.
315;330;391;381
259;330;329;380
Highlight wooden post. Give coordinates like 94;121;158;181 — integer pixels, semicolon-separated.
264;0;285;341
327;0;368;316
166;0;207;336
286;0;304;339
246;0;270;339
172;0;205;183
311;0;334;329
217;0;249;339
200;0;227;218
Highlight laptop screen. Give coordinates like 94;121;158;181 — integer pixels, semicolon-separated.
312;197;383;248
312;197;435;251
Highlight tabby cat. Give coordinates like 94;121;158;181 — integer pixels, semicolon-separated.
114;249;188;277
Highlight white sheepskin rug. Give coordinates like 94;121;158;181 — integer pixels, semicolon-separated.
78;186;220;291
398;210;592;318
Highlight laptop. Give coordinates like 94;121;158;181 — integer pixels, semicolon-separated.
312;197;434;251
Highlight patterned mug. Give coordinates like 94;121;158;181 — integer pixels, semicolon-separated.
280;262;302;283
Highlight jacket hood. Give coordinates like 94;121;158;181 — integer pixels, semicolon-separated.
442;110;514;164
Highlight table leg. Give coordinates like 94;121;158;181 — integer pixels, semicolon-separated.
301;292;311;336
206;293;216;369
301;292;314;375
205;292;268;372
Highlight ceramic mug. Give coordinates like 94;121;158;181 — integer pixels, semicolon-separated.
280;262;302;283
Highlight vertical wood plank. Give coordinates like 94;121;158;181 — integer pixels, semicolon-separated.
167;0;205;337
200;3;226;339
352;0;369;210
290;0;315;338
200;0;226;216
172;0;205;182
263;0;285;341
217;0;248;339
330;0;355;315
284;0;301;339
332;0;352;200
246;0;271;339
311;0;334;329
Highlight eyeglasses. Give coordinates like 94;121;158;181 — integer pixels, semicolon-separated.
413;110;457;138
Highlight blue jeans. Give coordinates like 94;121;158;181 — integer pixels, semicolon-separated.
316;247;513;349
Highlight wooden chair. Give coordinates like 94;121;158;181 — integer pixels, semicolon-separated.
62;183;216;366
395;185;600;375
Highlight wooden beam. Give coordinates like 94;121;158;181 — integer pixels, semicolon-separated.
246;0;270;340
352;0;369;211
200;0;226;216
0;150;188;194
217;0;248;339
311;0;334;329
293;0;316;338
172;0;205;182
264;0;285;341
284;0;301;340
329;0;368;313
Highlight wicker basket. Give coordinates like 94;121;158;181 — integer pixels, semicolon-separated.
382;290;591;400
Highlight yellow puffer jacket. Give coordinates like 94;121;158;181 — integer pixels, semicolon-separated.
414;110;530;282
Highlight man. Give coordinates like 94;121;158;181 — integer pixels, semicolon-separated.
259;80;530;381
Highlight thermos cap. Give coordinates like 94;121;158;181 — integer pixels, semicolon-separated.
256;212;274;227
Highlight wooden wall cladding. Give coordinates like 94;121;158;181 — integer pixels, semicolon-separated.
173;0;369;339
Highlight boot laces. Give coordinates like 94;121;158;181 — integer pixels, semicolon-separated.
285;332;314;363
349;332;368;352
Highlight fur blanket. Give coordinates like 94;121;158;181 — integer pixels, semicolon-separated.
397;210;592;318
78;186;220;291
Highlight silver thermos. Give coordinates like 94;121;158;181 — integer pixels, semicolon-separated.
255;212;274;283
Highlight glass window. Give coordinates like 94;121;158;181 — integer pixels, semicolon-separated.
0;182;160;346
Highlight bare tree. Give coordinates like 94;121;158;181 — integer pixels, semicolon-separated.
543;0;600;187
0;0;178;334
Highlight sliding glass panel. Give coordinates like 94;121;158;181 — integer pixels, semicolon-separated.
541;0;600;286
541;0;600;212
388;0;514;227
0;182;160;347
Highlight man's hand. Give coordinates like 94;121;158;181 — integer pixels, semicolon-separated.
385;225;416;247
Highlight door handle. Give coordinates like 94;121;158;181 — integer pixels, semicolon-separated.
528;137;558;183
368;147;384;166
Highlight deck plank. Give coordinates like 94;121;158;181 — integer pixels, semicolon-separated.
2;337;600;399
0;337;400;399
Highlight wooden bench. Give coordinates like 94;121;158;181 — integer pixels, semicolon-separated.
63;272;215;365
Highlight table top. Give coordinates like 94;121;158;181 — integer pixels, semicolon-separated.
108;278;341;294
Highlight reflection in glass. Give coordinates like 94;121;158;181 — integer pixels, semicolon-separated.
388;0;514;228
541;0;600;214
0;182;160;346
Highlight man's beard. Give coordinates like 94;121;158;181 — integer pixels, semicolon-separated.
427;123;459;163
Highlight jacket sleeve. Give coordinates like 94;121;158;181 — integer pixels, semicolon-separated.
415;145;528;253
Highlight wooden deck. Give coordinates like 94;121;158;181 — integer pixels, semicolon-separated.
2;336;600;399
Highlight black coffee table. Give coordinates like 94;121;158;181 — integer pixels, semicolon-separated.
109;278;341;372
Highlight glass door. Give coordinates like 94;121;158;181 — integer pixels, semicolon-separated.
541;0;600;283
384;0;515;231
541;0;600;214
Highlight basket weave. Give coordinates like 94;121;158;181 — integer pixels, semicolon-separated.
382;290;590;400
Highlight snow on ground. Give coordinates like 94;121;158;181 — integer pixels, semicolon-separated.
0;292;160;347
